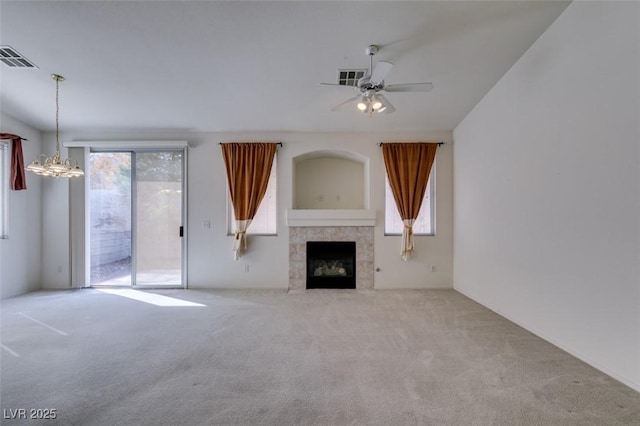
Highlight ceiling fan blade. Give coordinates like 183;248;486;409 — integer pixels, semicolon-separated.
320;83;357;89
331;95;361;111
370;61;393;85
379;94;396;114
384;82;434;93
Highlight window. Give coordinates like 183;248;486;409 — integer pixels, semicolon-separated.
228;156;277;235
384;165;434;235
0;141;8;239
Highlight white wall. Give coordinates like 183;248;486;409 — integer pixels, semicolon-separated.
453;1;640;391
39;135;72;290
0;114;43;298
41;130;453;290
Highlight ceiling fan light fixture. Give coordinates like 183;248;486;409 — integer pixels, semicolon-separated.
371;95;383;110
357;99;368;111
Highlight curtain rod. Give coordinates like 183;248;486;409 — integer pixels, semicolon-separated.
379;142;444;147
0;137;28;141
219;142;283;147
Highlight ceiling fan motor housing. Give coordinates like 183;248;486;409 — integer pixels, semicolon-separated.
357;76;371;89
357;76;384;92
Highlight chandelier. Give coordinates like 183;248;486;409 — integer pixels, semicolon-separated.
26;74;84;178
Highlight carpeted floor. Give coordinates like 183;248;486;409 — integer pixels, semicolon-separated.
1;289;639;425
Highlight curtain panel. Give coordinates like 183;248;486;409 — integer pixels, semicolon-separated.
221;142;277;260
382;142;438;260
1;133;27;191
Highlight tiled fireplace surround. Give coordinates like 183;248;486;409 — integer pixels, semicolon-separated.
288;226;374;291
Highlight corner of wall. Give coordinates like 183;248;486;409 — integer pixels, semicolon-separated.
1;114;44;298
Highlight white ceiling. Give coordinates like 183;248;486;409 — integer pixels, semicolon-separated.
0;1;570;133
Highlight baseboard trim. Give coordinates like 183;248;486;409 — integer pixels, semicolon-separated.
454;286;640;393
373;285;454;290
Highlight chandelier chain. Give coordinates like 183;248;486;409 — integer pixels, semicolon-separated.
55;75;60;154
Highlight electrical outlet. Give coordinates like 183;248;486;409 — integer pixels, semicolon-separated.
203;221;211;229
244;265;250;272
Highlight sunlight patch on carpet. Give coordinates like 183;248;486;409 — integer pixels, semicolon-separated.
98;289;206;307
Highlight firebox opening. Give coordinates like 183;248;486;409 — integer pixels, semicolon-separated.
306;241;356;289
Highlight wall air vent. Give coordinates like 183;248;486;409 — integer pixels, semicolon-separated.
0;46;37;68
338;69;366;86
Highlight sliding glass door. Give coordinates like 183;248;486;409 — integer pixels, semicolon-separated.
89;152;133;286
89;150;184;288
134;152;183;286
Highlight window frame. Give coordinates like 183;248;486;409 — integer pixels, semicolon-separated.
226;155;277;236
384;163;435;236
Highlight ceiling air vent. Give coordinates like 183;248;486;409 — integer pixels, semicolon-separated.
0;46;37;68
338;69;366;86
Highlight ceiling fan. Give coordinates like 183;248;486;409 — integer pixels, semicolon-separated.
321;45;434;116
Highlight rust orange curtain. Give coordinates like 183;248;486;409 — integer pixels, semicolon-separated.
221;142;277;260
1;133;27;191
382;142;437;260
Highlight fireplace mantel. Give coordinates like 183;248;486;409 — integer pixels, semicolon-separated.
286;209;376;227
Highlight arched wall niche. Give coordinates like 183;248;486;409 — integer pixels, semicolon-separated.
292;150;370;210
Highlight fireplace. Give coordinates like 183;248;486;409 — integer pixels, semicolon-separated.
288;150;374;291
306;241;356;289
288;226;374;291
